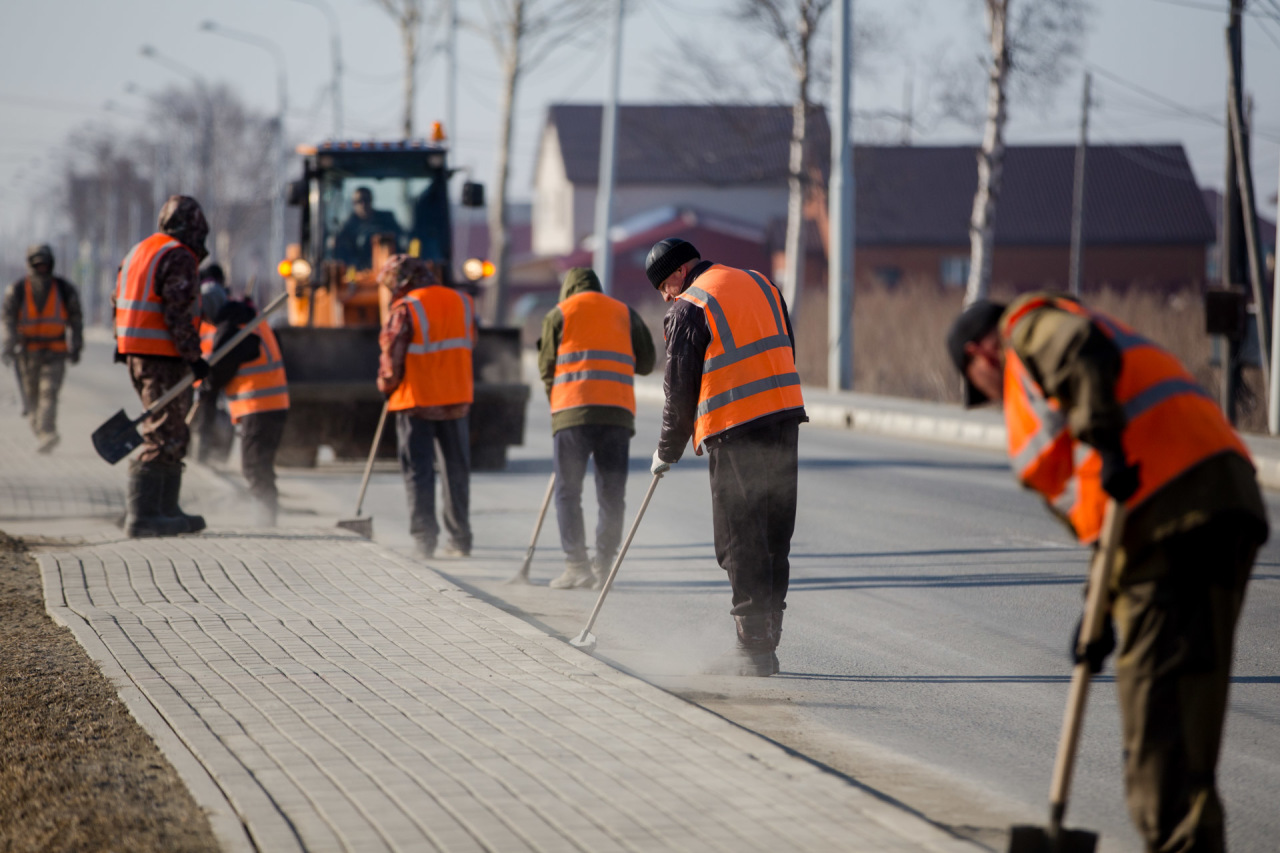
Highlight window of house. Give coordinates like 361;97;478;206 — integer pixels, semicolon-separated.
940;255;970;288
873;266;902;288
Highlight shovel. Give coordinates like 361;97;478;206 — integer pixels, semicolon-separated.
92;291;289;465
1009;499;1126;853
336;401;389;539
570;472;662;652
506;472;556;584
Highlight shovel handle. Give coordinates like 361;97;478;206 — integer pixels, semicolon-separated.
135;291;291;425
574;472;662;641
1047;499;1126;824
353;402;390;518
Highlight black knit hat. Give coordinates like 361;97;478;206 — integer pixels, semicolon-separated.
945;299;1006;407
645;238;700;289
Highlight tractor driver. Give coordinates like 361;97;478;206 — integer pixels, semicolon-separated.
334;186;403;270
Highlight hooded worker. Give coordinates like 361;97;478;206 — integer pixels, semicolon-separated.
536;267;656;589
947;294;1268;851
647;237;807;676
113;195;212;537
377;255;476;559
2;243;84;453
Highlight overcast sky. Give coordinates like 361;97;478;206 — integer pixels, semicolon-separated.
3;0;1280;248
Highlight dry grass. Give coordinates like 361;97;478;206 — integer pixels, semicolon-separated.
0;531;219;853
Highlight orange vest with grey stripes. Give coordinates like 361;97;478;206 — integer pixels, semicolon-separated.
678;265;804;449
550;291;635;415
388;285;475;411
1001;296;1250;544
115;233;197;357
224;322;290;423
18;279;69;352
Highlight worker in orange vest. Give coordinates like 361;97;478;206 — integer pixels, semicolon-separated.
947;294;1268;852
646;238;807;677
537;267;655;589
113;195;212;537
377;255;476;559
200;293;291;526
2;243;83;453
192;264;234;465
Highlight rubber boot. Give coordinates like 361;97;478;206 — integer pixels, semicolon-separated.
160;462;206;533
126;461;188;538
708;614;776;677
549;559;595;589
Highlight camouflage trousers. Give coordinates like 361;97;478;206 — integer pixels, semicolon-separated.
127;356;193;465
16;349;66;442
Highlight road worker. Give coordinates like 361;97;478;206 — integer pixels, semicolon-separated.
947;293;1268;853
376;255;475;559
201;294;290;526
537;267;655;589
192;264;232;465
114;195;211;537
2;244;83;453
647;238;807;677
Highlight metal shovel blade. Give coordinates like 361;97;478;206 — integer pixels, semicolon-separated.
1008;825;1097;853
569;630;597;652
92;409;143;465
336;516;373;539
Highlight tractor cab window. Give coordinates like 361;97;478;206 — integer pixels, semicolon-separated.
321;174;449;271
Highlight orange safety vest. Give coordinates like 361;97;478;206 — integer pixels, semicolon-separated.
678;265;804;449
115;233;198;357
388;285;475;411
550;291;635;415
224;322;290;423
18;278;68;352
1001;296;1251;544
194;319;217;390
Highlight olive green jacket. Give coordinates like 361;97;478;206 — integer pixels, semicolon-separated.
538;268;656;436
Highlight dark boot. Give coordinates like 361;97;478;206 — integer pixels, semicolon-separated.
126;461;188;538
709;614;776;677
160;462;206;533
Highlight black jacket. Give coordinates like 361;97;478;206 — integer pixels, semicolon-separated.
205;301;261;391
657;261;806;462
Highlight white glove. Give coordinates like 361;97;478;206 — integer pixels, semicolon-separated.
651;450;671;477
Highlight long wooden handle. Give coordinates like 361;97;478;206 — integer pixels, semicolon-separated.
137;291;290;422
353;402;390;518
1047;499;1126;826
576;473;661;639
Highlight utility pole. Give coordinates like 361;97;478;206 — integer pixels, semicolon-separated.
828;0;854;391
1068;71;1091;297
1220;0;1246;423
1271;155;1280;433
592;0;624;295
445;0;457;141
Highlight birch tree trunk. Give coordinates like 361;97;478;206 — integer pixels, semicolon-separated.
781;6;814;317
964;0;1009;306
489;1;522;325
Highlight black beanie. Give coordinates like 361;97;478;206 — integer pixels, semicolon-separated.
645;238;700;289
945;299;1006;407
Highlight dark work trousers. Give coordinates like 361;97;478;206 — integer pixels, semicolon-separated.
553;423;630;567
127;356;192;465
239;409;287;512
397;412;471;553
1112;513;1263;853
707;418;800;617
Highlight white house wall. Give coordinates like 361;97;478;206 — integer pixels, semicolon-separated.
532;126;574;256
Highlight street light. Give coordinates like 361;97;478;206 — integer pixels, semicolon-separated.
199;20;289;279
287;0;343;137
139;44;213;207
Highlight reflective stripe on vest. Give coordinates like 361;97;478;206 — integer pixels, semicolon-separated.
550;291;635;415
18;279;68;351
678;266;803;448
114;233;196;357
224;323;290;422
1001;296;1250;543
388;286;475;411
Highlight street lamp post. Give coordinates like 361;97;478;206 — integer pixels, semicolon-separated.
139;44;213;209
288;0;343;137
200;21;289;280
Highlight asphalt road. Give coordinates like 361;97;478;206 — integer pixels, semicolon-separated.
67;336;1280;852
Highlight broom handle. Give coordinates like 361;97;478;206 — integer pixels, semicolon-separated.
1047;499;1126;826
141;291;290;420
577;473;661;639
353;402;390;518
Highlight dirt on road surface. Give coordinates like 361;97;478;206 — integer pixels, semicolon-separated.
0;530;219;853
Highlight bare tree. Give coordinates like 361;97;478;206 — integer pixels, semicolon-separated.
370;0;435;138
472;0;602;324
964;0;1089;304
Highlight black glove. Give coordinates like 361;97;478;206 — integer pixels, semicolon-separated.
189;357;211;381
1071;615;1116;674
1099;448;1140;503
